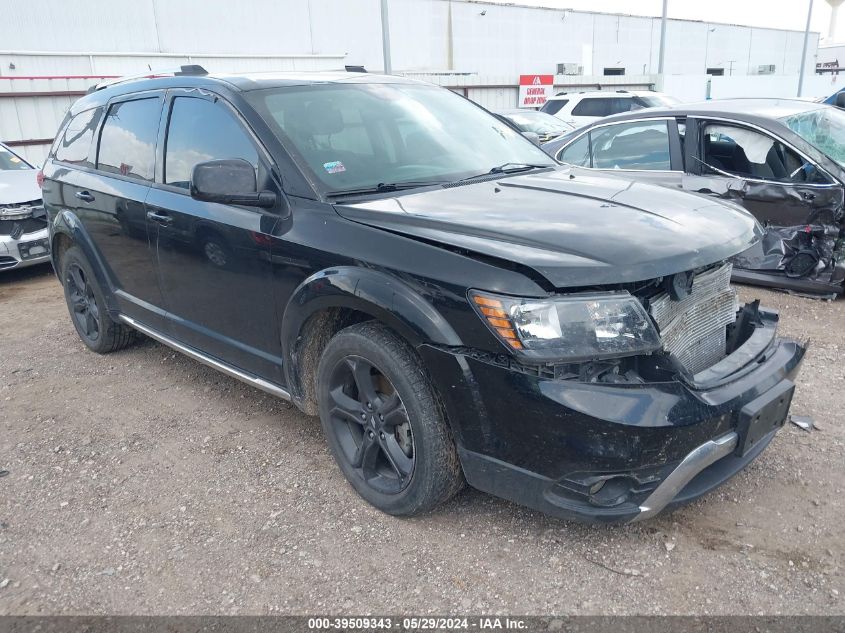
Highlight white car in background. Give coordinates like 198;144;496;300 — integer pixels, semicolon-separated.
0;142;50;271
540;90;679;128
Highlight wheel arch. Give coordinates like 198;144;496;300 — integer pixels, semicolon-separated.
50;210;119;312
281;266;462;414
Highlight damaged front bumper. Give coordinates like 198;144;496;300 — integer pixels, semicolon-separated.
0;207;50;271
420;307;806;524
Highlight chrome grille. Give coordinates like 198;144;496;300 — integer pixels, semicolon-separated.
0;199;43;221
649;263;738;375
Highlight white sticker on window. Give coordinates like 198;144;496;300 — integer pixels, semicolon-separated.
323;161;346;174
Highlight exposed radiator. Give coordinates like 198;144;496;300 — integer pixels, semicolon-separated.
649;263;738;375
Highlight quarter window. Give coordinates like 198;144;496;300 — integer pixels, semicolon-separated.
590;121;672;170
557;134;591;167
164;97;258;188
55;107;103;166
97;98;160;182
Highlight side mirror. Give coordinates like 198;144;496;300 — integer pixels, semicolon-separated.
836;92;845;109
522;131;541;146
190;159;276;208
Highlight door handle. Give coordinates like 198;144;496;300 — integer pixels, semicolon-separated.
146;210;174;226
75;191;95;203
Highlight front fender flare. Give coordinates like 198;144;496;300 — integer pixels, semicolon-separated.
280;266;462;403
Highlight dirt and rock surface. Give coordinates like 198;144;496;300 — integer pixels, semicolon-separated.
0;264;842;615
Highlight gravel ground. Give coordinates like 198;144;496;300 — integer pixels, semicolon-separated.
0;264;842;616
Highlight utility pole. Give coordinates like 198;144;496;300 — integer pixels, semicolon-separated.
380;0;393;75
657;0;668;75
797;0;814;97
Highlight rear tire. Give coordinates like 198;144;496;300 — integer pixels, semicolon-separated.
60;246;136;353
316;321;463;516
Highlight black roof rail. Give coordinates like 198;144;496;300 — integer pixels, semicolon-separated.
616;89;629;93
555;91;568;96
345;65;367;73
89;65;209;92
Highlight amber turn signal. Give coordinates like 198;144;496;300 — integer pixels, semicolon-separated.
471;294;523;350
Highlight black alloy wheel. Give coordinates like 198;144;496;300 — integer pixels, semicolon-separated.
316;321;463;516
60;246;136;353
65;262;101;342
325;355;415;494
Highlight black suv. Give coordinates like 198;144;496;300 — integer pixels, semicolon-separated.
42;68;806;523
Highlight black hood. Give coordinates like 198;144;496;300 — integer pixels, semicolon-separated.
334;168;762;288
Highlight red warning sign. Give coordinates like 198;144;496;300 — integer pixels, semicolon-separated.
518;74;554;108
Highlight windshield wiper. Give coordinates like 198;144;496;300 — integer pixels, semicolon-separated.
454;162;554;183
325;180;447;198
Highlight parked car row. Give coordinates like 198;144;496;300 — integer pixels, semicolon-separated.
540;89;680;127
495;109;575;143
544;98;845;297
37;68;807;525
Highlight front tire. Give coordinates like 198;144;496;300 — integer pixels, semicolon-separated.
316;321;463;516
60;246;136;353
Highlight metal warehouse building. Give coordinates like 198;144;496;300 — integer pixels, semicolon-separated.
1;0;840;163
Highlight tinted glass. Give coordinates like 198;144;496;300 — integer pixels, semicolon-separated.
165;97;258;188
97;98;160;182
247;83;554;192
55;107;102;166
702;123;824;183
571;98;614;117
0;145;31;171
558;134;591;166
591;121;671;170
540;99;568;115
608;97;635;115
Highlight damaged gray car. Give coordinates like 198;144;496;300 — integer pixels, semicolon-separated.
544;99;845;296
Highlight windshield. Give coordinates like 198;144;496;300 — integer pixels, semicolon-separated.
780;106;845;167
246;83;555;193
0;146;32;171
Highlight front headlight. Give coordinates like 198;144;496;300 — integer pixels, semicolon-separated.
470;290;662;362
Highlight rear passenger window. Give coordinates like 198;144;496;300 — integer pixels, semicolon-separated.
55;107;103;166
97;98;161;182
165;97;258;188
590;121;672;170
571;98;613;117
609;97;635;114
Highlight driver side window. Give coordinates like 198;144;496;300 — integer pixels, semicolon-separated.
701;123;828;184
165;97;258;189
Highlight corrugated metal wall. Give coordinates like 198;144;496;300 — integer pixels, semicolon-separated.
0;0;824;162
1;0;819;77
0;52;345;164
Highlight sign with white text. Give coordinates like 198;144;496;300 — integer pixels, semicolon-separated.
518;74;554;108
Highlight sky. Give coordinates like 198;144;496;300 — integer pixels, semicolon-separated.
484;0;840;42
